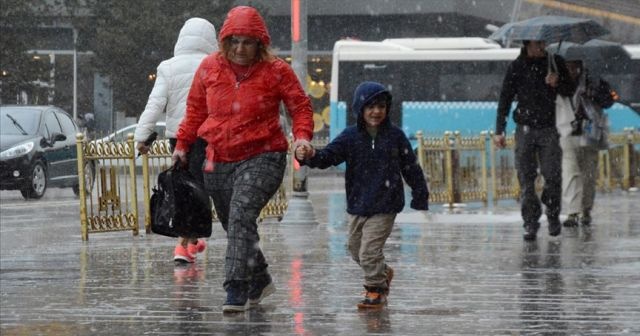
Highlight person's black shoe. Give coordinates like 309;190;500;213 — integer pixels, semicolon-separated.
248;273;276;306
563;213;579;227
523;224;538;241
223;282;249;313
581;212;592;226
548;217;562;237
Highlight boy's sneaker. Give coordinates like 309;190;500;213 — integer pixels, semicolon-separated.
187;239;207;255
548;217;561;237
357;287;387;309
581;212;592;226
222;285;249;313
385;267;394;295
174;244;195;263
249;273;276;305
563;213;579;227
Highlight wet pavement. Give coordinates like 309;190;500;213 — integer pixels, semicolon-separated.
1;174;639;335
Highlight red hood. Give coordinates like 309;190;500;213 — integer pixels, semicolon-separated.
219;6;271;46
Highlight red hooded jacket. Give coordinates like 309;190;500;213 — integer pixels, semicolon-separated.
176;6;313;165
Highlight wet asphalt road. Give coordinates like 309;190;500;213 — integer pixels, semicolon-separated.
1;174;639;335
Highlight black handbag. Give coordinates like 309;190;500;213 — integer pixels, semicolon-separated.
150;164;212;238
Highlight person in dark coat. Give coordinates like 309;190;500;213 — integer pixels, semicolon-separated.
296;81;429;309
494;40;576;241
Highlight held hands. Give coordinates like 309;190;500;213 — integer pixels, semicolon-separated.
171;149;187;167
545;72;559;88
493;134;506;149
292;139;315;161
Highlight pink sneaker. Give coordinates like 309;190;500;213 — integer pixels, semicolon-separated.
174;244;195;263
187;239;207;255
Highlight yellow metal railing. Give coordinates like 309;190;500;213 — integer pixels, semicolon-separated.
416;130;640;206
77;134;290;240
77;130;638;239
76;133;139;241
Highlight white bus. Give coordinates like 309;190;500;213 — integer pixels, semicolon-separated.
329;37;640;143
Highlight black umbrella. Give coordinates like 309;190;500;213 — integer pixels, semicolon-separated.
546;40;638;116
547;39;631;63
489;15;609;45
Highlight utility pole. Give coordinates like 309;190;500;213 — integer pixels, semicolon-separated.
291;0;309;194
73;28;78;120
281;0;317;225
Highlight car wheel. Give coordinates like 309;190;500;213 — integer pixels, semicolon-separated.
73;161;95;196
20;161;47;199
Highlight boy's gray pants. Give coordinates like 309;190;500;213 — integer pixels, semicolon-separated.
560;136;599;215
514;125;563;227
347;213;396;290
203;152;286;290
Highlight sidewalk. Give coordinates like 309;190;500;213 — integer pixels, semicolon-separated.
1;175;639;335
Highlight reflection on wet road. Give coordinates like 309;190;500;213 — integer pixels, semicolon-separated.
1;178;639;335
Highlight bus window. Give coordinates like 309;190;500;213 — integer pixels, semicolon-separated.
330;38;639;143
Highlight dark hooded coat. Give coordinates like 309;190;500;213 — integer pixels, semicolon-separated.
302;82;429;216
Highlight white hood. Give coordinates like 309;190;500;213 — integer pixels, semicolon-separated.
174;17;217;56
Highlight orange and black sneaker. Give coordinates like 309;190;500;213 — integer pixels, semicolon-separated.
357;287;387;309
385;266;394;295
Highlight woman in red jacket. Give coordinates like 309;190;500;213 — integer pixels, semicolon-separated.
173;6;313;313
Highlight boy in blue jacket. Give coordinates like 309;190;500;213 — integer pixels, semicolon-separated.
295;81;429;309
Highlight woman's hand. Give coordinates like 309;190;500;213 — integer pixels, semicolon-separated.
293;139;314;161
136;142;150;155
295;143;315;161
172;149;187;167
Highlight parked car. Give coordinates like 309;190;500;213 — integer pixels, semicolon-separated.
0;105;94;199
91;122;167;167
96;122;166;144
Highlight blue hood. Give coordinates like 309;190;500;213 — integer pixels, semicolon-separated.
351;81;392;129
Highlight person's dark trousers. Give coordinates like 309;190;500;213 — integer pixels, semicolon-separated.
203;152;286;290
169;137;206;184
515;125;562;228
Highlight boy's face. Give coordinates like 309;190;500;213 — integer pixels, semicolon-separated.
363;101;388;128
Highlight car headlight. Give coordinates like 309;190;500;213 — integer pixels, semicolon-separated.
0;142;35;159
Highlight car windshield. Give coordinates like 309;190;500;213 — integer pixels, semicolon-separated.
0;108;41;135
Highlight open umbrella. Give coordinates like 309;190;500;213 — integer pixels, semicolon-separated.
546;39;631;63
489;15;609;45
546;40;638;116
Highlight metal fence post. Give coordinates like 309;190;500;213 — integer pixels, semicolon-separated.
76;133;89;241
127;134;139;236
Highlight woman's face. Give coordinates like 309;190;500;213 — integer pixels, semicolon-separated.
228;35;259;65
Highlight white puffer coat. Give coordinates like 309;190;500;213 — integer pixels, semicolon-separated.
134;18;217;142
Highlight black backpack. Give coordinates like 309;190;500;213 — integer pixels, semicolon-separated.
150;164;212;238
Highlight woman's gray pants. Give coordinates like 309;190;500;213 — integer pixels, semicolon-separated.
203;152;286;289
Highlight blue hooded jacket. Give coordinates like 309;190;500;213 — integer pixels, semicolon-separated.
303;81;429;216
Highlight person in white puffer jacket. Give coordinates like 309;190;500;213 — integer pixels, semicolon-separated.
134;17;217;263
